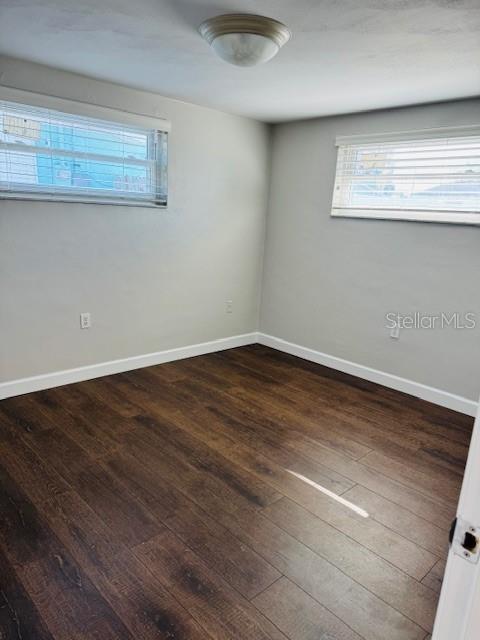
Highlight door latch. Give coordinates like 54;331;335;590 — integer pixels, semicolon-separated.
450;517;480;564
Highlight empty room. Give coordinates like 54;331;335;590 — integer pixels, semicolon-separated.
1;2;479;639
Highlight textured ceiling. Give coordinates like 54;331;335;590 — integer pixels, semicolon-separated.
0;0;479;122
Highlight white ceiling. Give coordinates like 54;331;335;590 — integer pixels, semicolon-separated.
0;0;479;122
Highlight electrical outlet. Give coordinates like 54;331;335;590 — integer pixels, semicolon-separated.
225;300;233;314
80;312;91;329
390;325;400;339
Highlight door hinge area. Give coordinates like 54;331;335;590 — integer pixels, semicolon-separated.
450;517;480;564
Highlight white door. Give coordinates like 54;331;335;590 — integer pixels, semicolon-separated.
433;399;480;639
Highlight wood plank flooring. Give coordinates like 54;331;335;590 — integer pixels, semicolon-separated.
0;344;473;640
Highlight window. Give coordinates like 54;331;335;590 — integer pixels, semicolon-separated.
0;100;168;206
331;127;480;224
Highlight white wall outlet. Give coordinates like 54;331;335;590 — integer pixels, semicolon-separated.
390;325;400;339
80;312;91;329
225;300;233;314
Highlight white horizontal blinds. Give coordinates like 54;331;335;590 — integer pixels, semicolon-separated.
0;100;167;205
333;134;480;216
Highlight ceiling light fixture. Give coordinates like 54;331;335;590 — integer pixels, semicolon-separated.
198;14;291;67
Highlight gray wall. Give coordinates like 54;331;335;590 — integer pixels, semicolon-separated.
261;99;480;401
2;55;478;402
0;57;270;382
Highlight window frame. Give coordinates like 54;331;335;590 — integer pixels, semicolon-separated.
331;125;480;225
0;87;170;208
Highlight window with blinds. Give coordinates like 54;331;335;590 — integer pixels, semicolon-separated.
331;129;480;224
0;100;168;206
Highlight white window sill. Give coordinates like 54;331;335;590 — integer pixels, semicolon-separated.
331;208;480;225
0;194;167;209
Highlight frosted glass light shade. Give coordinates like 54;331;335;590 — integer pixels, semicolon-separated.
199;14;290;67
211;33;280;66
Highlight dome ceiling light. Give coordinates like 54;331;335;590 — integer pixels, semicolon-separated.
198;13;291;67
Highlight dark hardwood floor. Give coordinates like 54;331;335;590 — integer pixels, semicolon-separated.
0;345;473;640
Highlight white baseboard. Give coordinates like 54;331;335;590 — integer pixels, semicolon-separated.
258;333;478;417
1;330;476;417
0;332;258;400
